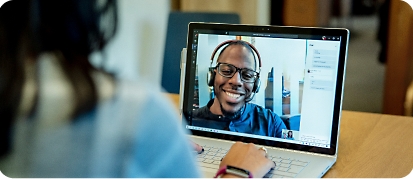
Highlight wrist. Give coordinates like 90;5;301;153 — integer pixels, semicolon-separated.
214;165;253;178
220;173;240;178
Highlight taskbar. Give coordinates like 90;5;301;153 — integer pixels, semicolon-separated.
186;125;330;149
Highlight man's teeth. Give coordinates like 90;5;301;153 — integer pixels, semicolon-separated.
225;92;240;98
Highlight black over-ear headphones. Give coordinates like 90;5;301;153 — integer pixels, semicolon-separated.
207;40;262;100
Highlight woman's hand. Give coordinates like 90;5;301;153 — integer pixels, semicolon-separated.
219;142;275;178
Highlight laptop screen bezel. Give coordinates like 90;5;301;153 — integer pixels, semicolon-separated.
182;22;349;156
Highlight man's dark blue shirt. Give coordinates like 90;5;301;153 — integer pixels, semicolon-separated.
192;99;287;138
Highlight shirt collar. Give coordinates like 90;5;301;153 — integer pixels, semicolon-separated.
206;99;246;122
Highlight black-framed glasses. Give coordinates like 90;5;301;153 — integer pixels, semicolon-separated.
215;63;259;83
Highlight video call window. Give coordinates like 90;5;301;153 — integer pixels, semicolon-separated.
186;32;340;147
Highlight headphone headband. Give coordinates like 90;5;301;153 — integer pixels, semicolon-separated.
209;40;262;70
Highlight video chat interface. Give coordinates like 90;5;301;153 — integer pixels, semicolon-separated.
187;30;341;148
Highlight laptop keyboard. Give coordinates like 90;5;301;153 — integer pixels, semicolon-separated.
196;145;309;178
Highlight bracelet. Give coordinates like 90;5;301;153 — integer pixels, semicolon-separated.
214;165;253;178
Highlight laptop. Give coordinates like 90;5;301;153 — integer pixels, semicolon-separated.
178;22;349;178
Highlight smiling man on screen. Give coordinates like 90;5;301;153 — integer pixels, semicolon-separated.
192;40;287;138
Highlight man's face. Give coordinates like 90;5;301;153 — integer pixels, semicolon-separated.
210;44;256;116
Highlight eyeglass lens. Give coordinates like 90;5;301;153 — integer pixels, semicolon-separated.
217;63;257;82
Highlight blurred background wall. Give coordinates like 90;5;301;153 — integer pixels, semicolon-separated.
91;0;169;84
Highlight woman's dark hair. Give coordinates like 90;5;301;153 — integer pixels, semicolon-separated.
0;0;118;157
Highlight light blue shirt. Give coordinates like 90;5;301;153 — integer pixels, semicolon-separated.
0;80;201;178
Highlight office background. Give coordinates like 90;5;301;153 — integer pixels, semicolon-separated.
97;0;393;114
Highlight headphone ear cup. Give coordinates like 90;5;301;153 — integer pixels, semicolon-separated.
245;78;260;102
252;78;261;93
207;68;215;86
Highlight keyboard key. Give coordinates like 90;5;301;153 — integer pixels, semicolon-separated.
203;159;214;164
290;164;305;170
197;158;204;162
204;155;213;159
287;165;304;174
280;160;291;164
212;157;221;161
219;149;228;154
210;148;219;152
291;161;308;166
279;163;290;168
215;153;225;157
206;152;216;156
272;158;282;162
212;161;220;165
278;167;289;172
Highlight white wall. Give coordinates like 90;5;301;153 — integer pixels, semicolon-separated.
91;0;170;84
180;0;270;25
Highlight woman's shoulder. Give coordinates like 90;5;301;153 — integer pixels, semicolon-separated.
99;79;178;126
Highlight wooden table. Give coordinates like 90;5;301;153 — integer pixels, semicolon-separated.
324;111;413;178
166;94;413;178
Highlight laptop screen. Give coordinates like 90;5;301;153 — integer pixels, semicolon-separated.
182;23;349;155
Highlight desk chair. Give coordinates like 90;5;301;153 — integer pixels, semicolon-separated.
161;12;240;94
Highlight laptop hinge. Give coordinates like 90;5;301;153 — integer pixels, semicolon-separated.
178;48;187;121
272;146;336;159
